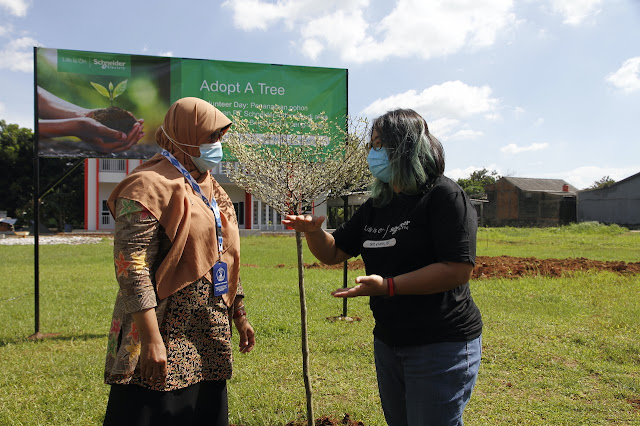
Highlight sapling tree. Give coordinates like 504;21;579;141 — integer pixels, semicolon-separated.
224;107;371;424
90;80;128;107
87;79;138;135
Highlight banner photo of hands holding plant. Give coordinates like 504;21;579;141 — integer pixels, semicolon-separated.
35;47;347;159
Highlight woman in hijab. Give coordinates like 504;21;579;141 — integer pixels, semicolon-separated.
103;97;255;426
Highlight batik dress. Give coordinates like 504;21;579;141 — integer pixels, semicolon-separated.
104;198;243;391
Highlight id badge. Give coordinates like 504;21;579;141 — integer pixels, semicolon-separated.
212;261;229;296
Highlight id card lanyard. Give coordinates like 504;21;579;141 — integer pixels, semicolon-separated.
161;149;228;296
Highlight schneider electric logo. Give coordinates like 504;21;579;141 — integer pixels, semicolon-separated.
54;49;131;76
93;58;127;70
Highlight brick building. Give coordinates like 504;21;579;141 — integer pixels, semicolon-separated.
484;177;578;227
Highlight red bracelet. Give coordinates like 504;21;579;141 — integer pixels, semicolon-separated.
387;277;395;297
233;308;247;319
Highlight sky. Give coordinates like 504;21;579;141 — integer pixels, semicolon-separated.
1;0;639;189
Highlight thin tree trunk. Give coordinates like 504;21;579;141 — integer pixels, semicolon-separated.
296;231;314;425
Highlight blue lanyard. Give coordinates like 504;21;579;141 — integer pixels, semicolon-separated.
161;150;224;257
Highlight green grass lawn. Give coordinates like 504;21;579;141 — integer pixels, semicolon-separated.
1;223;639;425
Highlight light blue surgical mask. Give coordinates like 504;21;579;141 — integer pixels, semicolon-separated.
367;147;391;183
190;142;223;172
161;125;224;172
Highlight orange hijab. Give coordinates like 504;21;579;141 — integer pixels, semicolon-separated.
108;97;239;306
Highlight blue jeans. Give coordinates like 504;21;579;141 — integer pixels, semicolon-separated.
374;335;482;426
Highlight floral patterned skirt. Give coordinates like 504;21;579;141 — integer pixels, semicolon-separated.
104;278;233;391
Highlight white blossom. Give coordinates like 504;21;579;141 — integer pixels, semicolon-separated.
225;107;372;215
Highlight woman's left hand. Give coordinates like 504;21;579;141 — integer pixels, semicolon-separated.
234;316;255;353
331;274;387;298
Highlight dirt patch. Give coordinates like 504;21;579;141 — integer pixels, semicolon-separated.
285;414;365;426
303;256;640;279
232;414;364;426
326;315;361;323
473;256;640;278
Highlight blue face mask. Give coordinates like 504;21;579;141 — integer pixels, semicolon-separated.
190;142;223;172
161;125;224;173
367;147;391;183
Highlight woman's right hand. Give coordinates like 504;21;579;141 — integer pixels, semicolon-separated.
282;214;326;233
139;338;167;387
283;214;351;265
133;308;167;387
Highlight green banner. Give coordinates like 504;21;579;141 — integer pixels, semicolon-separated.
35;47;347;159
176;59;346;125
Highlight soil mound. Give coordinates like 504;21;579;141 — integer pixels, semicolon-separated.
233;414;364;426
89;106;137;135
285;414;364;425
305;256;640;279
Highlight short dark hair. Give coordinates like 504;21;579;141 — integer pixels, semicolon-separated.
369;108;445;206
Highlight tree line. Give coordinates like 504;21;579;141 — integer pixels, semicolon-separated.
1;120;84;231
0;119;616;231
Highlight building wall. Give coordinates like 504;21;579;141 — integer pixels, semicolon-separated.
578;174;640;226
485;180;519;225
485;180;576;226
85;159;328;232
84;159;98;231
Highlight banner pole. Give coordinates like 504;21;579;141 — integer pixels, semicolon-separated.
31;46;41;340
342;195;349;317
341;69;350;318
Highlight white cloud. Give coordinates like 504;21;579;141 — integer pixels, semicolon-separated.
446;164;501;181
500;142;549;154
361;80;500;139
606;57;640;94
0;37;38;72
221;0;292;31
558;166;639;190
536;28;550;40
0;0;30;16
374;0;515;61
548;0;602;26
223;0;516;63
301;38;324;61
158;51;174;57
0;24;11;37
428;118;461;140
452;129;484;139
300;7;374;62
362;80;499;118
221;0;366;31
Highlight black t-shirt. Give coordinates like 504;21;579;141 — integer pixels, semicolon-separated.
333;176;482;346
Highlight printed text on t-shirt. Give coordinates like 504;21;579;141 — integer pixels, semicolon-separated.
363;220;410;239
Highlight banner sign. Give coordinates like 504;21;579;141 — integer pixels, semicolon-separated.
35;47;347;159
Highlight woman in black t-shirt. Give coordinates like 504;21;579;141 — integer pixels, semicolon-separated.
284;108;482;425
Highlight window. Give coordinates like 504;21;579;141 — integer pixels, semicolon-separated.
99;159;126;172
101;200;113;227
253;201;259;225
233;202;245;226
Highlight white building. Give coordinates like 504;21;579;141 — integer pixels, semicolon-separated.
83;158;326;232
